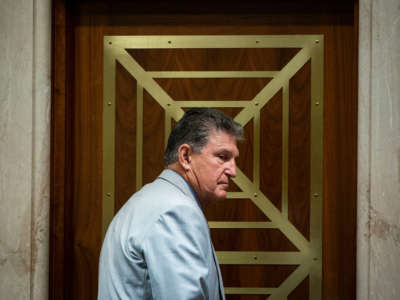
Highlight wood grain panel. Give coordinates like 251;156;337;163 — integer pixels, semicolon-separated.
155;78;271;101
322;11;358;299
260;90;283;210
211;229;297;251
115;62;137;211
221;265;297;287
288;60;311;240
72;21;103;300
75;1;355;16
51;1;72;299
128;48;301;71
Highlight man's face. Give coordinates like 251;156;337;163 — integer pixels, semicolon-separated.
188;130;239;204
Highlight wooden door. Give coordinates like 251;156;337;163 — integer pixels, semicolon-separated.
51;1;358;300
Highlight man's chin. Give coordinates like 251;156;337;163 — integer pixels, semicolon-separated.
214;190;228;201
202;190;227;205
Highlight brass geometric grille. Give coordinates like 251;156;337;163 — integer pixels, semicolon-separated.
103;35;323;299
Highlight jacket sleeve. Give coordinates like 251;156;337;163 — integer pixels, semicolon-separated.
142;204;215;300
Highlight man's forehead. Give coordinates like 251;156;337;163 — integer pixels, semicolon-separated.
207;130;239;154
208;129;236;142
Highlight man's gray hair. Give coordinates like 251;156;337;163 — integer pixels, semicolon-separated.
164;108;243;166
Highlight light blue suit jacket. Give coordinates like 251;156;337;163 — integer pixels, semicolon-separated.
98;169;225;299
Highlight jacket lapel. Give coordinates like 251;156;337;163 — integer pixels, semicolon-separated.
159;169;225;299
211;243;225;300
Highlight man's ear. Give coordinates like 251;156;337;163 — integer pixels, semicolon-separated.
177;144;192;171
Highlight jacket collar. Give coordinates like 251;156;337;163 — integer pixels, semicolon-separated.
158;169;201;208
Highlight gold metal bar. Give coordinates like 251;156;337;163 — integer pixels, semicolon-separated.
164;110;171;149
177;101;251;108
216;251;306;265
148;71;277;78
282;81;289;218
136;84;143;190
102;35;324;297
234;45;312;127
226;192;249;199
232;169;311;253
268;263;311;300
102;40;116;238
104;35;319;49
208;222;276;229
224;288;276;295
309;35;324;300
114;48;185;121
309;260;323;300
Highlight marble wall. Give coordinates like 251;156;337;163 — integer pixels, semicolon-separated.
0;0;51;299
0;0;399;299
358;0;400;299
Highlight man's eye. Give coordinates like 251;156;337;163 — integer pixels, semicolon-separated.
218;154;227;160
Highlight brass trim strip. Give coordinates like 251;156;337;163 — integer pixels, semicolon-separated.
282;81;289;218
136;84;143;190
176;101;251;108
224;287;276;295
102;41;116;238
208;222;276;229
233;169;311;253
216;251;306;265
148;71;277;78
114;47;185;121
309;37;324;300
226;192;248;198
164;110;171;148
103;35;324;297
268;263;310;300
234;45;312;126
104;35;319;49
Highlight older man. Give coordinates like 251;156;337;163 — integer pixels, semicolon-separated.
98;108;243;300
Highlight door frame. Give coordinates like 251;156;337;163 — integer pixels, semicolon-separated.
50;1;358;299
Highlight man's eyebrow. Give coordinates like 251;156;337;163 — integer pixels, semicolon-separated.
217;148;239;158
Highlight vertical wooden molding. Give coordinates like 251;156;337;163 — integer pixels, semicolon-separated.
50;0;74;299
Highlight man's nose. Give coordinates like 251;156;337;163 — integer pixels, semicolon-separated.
226;159;237;178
